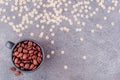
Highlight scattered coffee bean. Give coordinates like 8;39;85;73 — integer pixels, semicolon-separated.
15;71;21;76
10;67;16;71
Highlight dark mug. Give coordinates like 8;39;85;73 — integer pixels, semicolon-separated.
5;40;44;72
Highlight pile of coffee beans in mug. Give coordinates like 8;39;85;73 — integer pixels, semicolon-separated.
12;40;43;71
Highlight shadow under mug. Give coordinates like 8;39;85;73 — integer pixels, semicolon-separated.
5;40;45;72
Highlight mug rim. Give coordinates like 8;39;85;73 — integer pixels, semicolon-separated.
11;39;44;72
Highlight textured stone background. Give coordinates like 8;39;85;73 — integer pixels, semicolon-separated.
0;0;120;80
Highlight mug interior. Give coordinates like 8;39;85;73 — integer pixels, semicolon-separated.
11;40;44;72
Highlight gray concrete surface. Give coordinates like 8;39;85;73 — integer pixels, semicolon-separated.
0;0;120;80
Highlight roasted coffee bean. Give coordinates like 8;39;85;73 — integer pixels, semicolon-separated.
16;43;21;48
10;67;16;71
29;64;34;70
14;48;17;52
23;49;28;53
33;59;38;65
36;46;40;51
32;66;37;70
18;53;23;58
18;47;22;52
20;63;24;67
14;52;19;56
14;58;18;63
32;55;37;59
37;57;41;63
24;40;28;44
38;52;41;57
22;60;31;63
34;51;38;54
33;43;36;46
28;41;33;46
15;71;21;76
29;50;34;54
23;54;27;59
25;64;30;69
21;43;25;47
15;64;20;68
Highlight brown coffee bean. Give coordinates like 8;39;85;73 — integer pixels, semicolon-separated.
33;43;36;46
32;55;37;59
18;47;22;52
14;48;17;52
10;67;16;71
36;46;41;51
29;64;34;70
20;63;24;67
34;51;38;54
14;58;18;63
28;41;33;46
14;52;19;56
37;57;41;63
21;43;25;47
23;54;27;59
28;56;32;59
27;46;32;50
16;43;21;48
32;66;37;70
22;60;30;63
25;64;30;69
30;53;34;56
38;52;41;57
29;50;34;54
33;59;38;65
15;71;21;76
18;53;23;58
15;64;20;68
24;40;28;44
23;49;28;53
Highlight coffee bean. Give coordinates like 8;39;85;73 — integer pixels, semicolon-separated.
38;52;41;57
14;48;17;52
24;40;28;44
21;43;25;47
32;55;37;59
18;47;22;52
34;51;38;54
15;71;21;76
14;52;19;56
28;41;33;46
32;66;37;70
20;63;24;67
29;64;34;70
15;64;20;68
22;60;30;63
18;53;23;58
23;54;27;59
25;64;30;69
16;43;21;48
14;58;18;63
36;46;41;51
29;50;34;54
33;59;38;65
23;49;28;53
10;67;16;71
37;57;41;63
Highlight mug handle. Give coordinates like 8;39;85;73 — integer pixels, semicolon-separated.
5;41;15;49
